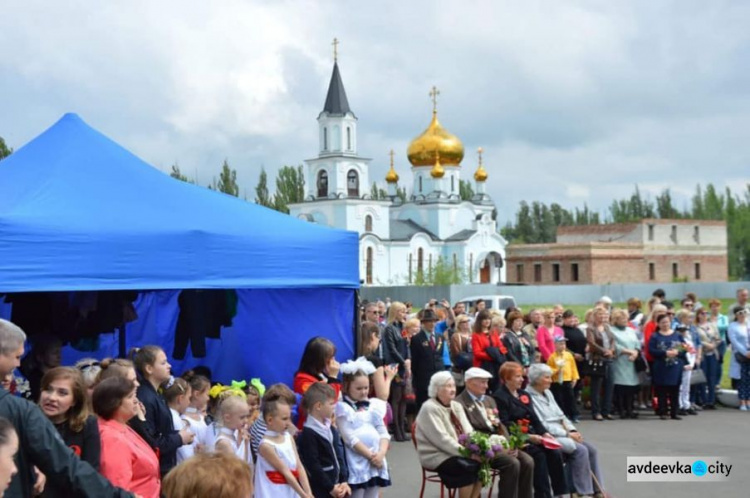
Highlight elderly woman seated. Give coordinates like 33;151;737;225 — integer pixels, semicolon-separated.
527;364;605;498
415;371;483;498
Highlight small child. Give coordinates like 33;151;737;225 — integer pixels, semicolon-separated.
547;336;580;421
209;392;254;485
336;359;391;498
163;377;193;463
246;384;262;426
255;398;312;498
250;383;299;462
297;383;352;498
181;371;211;456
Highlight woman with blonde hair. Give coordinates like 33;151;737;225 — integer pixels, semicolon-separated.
383;301;411;442
610;309;642;419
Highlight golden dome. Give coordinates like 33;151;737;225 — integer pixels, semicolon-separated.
474;147;488;182
430;152;445;178
385;149;399;183
407;111;464;167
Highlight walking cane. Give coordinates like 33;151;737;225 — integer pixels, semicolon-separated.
590;469;612;497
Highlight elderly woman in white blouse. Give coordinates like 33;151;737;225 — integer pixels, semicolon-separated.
527;364;605;498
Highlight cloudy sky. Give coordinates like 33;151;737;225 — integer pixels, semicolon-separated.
2;0;749;224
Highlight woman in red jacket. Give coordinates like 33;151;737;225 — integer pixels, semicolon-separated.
471;310;507;391
292;336;341;428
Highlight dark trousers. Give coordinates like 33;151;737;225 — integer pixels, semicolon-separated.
523;444;567;498
389;383;408;439
589;361;614;416
491;450;534;498
415;385;428;412
614;384;639;416
551;381;577;419
655;384;679;417
702;354;720;405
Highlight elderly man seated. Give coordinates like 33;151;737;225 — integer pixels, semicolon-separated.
526;363;605;498
456;368;534;498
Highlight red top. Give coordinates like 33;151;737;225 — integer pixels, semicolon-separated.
293;372;342;429
471;331;506;368
643;321;657;362
536;326;560;362
98;417;160;498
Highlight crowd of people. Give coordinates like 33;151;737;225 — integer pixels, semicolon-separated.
0;286;747;497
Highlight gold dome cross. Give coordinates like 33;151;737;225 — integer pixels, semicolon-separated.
429;85;440;113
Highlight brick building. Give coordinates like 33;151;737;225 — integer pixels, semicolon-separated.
505;219;728;285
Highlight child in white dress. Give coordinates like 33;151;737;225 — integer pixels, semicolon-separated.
336;358;391;498
180;371;211;458
164;377;193;463
255;398;312;498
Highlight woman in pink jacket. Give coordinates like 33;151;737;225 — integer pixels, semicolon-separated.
536;309;562;362
93;377;160;498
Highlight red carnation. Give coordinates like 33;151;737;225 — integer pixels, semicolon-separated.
519;395;530;404
520;426;529;434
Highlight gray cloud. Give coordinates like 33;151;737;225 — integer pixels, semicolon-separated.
1;0;749;223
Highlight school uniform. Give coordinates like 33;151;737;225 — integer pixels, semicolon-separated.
297;417;350;498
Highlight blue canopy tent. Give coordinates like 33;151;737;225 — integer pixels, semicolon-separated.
0;113;360;384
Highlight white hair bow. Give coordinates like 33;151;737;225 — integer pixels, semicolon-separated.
339;357;377;376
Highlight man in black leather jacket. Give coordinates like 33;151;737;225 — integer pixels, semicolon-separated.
0;318;135;498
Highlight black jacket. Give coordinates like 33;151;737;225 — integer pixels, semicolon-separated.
134;380;182;475
410;329;445;389
383;321;410;377
0;388;133;498
42;415;102;498
492;385;547;436
297;425;349;498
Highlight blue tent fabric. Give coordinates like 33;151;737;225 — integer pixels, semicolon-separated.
0;113;359;292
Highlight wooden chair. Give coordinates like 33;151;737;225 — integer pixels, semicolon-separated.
411;422;457;498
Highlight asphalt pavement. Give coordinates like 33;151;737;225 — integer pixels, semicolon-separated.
385;405;749;497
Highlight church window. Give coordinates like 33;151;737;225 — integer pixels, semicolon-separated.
323;128;328;151
419;176;423;193
365;215;373;232
317;170;328;198
451;176;455;192
366;247;373;285
347;127;351;150
408;254;413;283
417;248;424;275
347;169;359;197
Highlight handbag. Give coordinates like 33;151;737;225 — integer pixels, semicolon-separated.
585;359;605;378
690;368;707;385
735;351;749;364
634;354;648;373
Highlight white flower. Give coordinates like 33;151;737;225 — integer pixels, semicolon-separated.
489;434;507;446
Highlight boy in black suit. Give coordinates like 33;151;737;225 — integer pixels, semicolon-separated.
297;383;351;498
410;308;446;410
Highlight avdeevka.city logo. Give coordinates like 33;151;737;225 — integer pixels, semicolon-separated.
626;456;732;482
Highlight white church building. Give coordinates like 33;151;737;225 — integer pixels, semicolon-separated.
289;58;507;286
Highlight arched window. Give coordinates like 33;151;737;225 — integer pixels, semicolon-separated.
317;170;328;198
365;215;373;232
323;127;328;151
419;176;423;193
347;127;351;150
366;247;373;285
417;248;424;274
347;169;359;197
451;176;455;192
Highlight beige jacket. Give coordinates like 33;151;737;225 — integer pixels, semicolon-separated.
415;398;474;471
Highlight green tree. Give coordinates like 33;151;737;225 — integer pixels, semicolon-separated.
656;189;680;219
272;165;305;213
169;163;194;183
0;137;11;160
369;182;388;200
254;167;273;207
414;256;467;285
216;159;239;197
459;180;474;201
396;186;407;202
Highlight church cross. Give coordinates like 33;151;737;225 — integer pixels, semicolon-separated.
429;85;440;112
389;149;395;167
332;38;339;62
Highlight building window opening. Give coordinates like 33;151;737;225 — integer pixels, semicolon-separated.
317;170;328;198
649;262;655;280
672;262;679;279
516;264;524;283
534;263;542;283
552;263;560;282
571;263;579;282
694;262;701;280
347;169;359;197
365;215;373;232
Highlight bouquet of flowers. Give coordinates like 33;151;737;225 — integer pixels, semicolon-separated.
458;432;505;487
504;419;530;450
672;342;695;355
